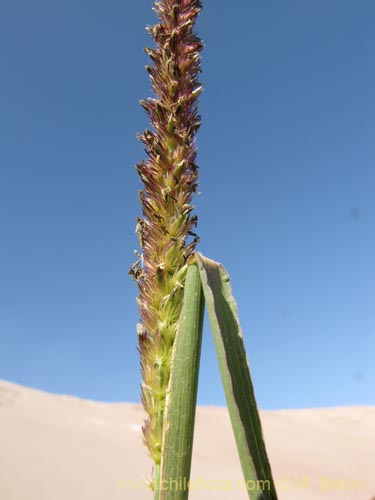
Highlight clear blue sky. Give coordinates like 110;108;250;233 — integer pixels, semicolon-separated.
1;0;374;409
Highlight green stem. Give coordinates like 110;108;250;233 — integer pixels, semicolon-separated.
154;463;161;500
159;262;204;500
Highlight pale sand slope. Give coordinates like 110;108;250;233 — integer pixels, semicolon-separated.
0;380;374;500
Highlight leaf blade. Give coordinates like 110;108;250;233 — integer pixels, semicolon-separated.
195;253;278;500
159;263;205;500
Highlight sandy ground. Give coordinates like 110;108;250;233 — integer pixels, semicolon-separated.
0;380;374;500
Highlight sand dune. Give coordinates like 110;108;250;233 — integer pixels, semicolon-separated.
0;380;374;499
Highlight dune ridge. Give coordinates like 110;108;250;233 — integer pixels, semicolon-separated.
0;379;374;499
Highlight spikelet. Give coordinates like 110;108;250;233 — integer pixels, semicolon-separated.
130;0;203;465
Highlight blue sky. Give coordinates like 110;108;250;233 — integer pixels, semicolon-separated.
0;0;374;409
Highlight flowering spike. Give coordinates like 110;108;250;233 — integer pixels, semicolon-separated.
131;0;203;466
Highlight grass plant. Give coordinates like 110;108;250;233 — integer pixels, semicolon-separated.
130;2;278;499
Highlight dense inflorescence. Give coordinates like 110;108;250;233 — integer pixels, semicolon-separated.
130;0;203;466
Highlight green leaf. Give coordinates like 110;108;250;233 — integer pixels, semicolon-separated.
159;263;205;500
195;253;278;500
